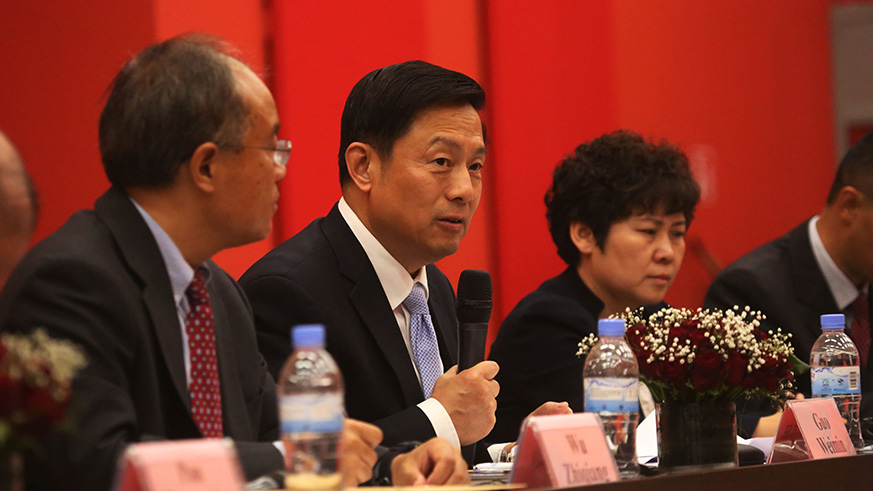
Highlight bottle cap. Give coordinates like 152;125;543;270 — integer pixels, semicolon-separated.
598;318;626;337
292;324;326;348
821;314;846;331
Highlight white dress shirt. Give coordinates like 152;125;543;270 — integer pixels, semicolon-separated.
338;197;461;447
131;198;286;456
131;198;203;385
809;216;868;325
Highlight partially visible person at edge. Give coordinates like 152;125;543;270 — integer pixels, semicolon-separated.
0;129;37;284
0;35;466;490
487;130;701;442
705;129;873;438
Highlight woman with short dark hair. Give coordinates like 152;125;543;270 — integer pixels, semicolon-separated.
488;130;701;442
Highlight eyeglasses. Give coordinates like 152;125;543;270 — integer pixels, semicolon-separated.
241;139;292;167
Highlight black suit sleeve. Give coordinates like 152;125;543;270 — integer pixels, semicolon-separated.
2;257;150;491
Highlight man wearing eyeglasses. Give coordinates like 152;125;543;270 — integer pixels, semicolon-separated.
0;34;290;490
0;33;471;491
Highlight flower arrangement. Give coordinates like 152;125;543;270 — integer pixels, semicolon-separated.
578;306;806;405
0;329;86;456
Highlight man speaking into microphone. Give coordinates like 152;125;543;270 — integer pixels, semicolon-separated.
241;61;501;454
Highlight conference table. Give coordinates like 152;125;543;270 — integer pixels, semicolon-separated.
552;452;873;491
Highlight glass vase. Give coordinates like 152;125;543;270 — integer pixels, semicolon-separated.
656;401;738;474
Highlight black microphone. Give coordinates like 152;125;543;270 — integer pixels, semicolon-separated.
457;269;492;372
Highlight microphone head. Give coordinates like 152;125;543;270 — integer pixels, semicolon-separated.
457;269;492;323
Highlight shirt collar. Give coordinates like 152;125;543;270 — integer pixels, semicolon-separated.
808;215;865;310
337;197;429;309
130;197;210;303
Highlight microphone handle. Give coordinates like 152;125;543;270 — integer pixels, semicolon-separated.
458;322;489;371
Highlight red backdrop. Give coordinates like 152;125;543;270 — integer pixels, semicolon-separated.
0;0;843;351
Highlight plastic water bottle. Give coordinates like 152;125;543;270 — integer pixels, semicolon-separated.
583;318;640;479
810;314;864;449
277;325;345;490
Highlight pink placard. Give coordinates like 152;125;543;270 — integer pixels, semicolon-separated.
113;439;245;491
511;413;619;488
768;398;856;464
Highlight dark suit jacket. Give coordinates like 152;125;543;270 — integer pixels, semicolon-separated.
0;188;282;491
240;204;459;446
487;267;604;442
704;219;873;422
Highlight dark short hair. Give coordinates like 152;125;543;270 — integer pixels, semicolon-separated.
827;129;873;204
99;33;249;188
338;60;485;186
545;130;701;266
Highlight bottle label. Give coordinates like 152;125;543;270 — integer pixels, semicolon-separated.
280;393;344;434
584;377;639;412
811;366;861;395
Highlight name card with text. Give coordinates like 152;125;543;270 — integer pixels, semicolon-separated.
113;439;245;491
510;413;619;488
768;398;856;464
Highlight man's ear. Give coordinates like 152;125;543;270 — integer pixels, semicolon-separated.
344;142;377;193
569;221;598;255
188;142;220;193
833;185;865;224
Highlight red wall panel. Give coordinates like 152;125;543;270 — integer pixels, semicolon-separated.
1;1;841;345
484;1;620;330
269;0;493;295
611;0;835;308
0;2;154;245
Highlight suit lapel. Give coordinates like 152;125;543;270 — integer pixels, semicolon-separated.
427;265;458;368
94;188;191;409
207;263;247;438
322;205;427;405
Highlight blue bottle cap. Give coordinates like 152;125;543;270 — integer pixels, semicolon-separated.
292;324;326;348
598;318;626;337
821;314;846;331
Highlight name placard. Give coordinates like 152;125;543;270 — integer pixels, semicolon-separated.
113;439;245;491
768;398;856;464
510;413;619;488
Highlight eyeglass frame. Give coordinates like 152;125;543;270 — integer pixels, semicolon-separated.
238;139;292;167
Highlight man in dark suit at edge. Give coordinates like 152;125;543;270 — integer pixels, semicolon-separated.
705;129;873;436
0;36;466;490
241;61;568;461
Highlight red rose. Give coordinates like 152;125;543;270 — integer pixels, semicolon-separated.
23;386;66;423
626;324;647;350
0;374;21;418
657;360;689;388
668;326;690;345
725;352;748;386
754;372;780;392
637;349;659;380
690;350;727;391
687;328;710;349
694;349;723;371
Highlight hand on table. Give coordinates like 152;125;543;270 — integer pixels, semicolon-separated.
391;438;470;486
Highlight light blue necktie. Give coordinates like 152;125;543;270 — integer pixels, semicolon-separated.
404;283;442;398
